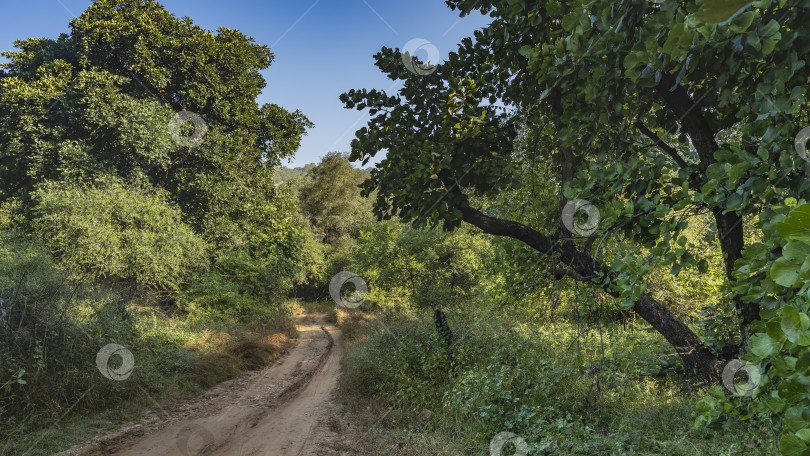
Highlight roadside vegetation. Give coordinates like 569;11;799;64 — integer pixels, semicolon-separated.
1;0;809;455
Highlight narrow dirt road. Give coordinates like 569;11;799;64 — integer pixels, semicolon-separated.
67;313;345;456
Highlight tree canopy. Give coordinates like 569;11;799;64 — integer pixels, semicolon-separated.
0;0;312;255
299;152;372;243
342;0;810;379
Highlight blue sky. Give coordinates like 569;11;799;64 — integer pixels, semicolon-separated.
1;0;492;167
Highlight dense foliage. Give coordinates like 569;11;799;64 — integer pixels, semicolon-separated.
340;307;777;455
694;201;810;454
0;0;312;253
299;152;372;244
352;220;494;310
340;0;810;452
0;1;311;446
2;0;809;454
32;179;209;293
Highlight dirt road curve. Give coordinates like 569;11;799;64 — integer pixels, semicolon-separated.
67;313;344;456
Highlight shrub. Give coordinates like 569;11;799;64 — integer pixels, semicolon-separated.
696;202;810;454
352;221;494;310
32;178;209;292
0;230;134;424
339;305;777;455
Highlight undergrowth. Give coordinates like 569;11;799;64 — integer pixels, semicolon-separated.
0;233;300;455
336;305;780;455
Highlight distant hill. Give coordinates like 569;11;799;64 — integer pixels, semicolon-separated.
272;163;316;184
273;161;373;185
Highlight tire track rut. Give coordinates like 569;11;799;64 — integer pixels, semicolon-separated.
62;313;343;456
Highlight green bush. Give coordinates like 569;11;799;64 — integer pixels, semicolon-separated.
213;249;293;301
179;269;261;318
352;221;494;310
696;202;810;454
350;316;452;405
32;178;209;292
0;228;297;451
179;249;301;323
291;222;328;297
0;230;134;424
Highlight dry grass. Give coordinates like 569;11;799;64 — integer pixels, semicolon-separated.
229;332;290;369
295;299;336;316
188;351;245;389
189;325;292;389
334;308;375;342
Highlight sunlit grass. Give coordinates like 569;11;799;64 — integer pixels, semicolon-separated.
0;300;298;456
335;303;780;455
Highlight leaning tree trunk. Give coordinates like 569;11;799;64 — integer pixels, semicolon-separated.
457;205;721;380
632;295;721;378
437;83;724;380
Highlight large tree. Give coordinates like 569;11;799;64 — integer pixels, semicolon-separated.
341;0;810;379
0;0;312;261
299;152;372;243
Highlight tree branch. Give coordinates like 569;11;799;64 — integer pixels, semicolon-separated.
634;121;690;169
457;204;719;379
654;74;718;166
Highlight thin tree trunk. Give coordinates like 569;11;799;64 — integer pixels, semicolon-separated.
655;74;759;351
714;209;758;350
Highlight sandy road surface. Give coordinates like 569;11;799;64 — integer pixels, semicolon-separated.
65;313;345;456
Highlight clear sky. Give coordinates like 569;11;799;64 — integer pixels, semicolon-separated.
1;0;492;167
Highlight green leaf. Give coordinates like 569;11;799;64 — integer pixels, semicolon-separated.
783;307;810;345
797;351;810;372
779;375;810;403
784;241;810;264
726;192;743;211
729;11;757;33
779;205;810;244
750;332;780;358
695;0;753;24
761;392;788;413
726;161;749;185
768;318;787;342
517;45;538;60
781;433;810;456
784;406;810;433
759;19;781;37
771;257;801;287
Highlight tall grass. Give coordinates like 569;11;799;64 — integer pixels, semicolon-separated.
336;304;779;455
0;231;299;455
